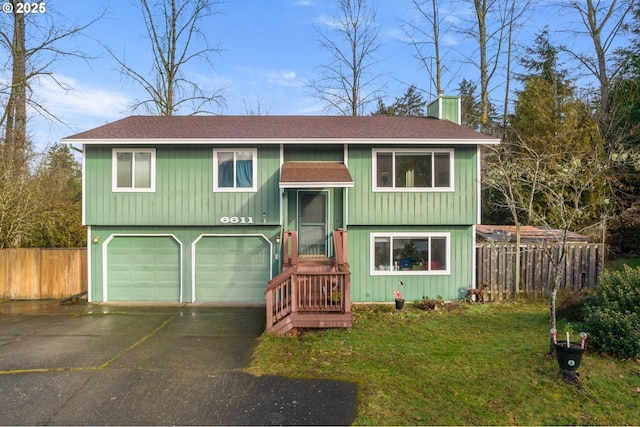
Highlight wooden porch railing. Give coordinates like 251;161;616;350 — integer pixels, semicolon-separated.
265;229;352;334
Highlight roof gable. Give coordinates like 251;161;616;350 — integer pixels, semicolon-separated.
62;115;500;144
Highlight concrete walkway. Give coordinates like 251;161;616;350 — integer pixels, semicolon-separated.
0;301;358;426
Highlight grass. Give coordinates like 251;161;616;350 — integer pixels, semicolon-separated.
246;302;640;425
605;256;640;272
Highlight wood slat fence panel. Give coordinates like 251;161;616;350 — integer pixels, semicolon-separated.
0;248;87;300
476;243;604;302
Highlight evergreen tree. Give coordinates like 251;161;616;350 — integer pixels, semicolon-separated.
606;3;640;255
458;79;483;131
510;29;576;154
371;85;427;117
488;29;609;231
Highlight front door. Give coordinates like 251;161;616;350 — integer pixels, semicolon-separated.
298;191;328;256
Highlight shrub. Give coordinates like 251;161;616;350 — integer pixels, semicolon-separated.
580;266;640;358
413;295;443;311
556;290;590;322
413;296;462;312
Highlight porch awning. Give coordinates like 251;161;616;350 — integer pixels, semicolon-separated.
280;161;354;188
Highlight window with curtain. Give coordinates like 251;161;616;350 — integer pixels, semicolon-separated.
371;233;449;274
373;148;453;191
213;149;257;192
113;149;155;192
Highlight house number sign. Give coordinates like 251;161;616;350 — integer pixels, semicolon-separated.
219;216;254;224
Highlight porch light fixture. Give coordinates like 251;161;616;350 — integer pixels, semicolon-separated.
275;235;281;245
93;236;100;243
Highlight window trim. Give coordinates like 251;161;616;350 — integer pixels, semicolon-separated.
112;148;156;192
369;232;450;275
371;148;454;192
213;148;258;192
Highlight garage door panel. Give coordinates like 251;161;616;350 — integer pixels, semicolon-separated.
195;236;270;303
107;236;180;302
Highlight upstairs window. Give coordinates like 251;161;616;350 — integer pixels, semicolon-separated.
213;149;257;192
371;233;449;275
373;148;453;191
112;149;156;192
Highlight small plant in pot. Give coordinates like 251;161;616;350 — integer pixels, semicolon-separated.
393;281;405;309
551;328;587;384
330;290;341;304
394;289;404;310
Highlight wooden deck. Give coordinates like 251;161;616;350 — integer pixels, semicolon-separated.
265;230;352;334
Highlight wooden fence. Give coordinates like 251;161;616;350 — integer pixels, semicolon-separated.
0;248;87;300
476;243;605;301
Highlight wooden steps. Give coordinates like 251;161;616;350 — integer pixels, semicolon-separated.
267;312;353;335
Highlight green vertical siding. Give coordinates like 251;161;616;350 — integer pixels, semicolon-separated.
347;225;474;302
427;96;460;124
346;145;478;226
84;145;281;226
284;144;344;161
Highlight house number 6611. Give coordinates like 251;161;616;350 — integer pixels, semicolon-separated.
220;216;254;224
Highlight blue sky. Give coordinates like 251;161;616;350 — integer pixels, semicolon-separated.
17;0;613;150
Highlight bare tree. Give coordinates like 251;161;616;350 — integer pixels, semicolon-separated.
561;0;636;141
308;0;386;116
457;0;531;134
500;0;531;137
402;0;448;97
2;2;26;166
0;154;38;248
107;0;225;116
485;138;609;353
0;1;99;167
242;95;272;116
471;0;496;131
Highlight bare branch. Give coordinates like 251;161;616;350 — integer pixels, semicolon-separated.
307;0;386;116
106;0;226;116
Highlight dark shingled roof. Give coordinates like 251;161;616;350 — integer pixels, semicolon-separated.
280;162;354;188
62;115;499;142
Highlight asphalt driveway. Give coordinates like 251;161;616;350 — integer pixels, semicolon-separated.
0;301;358;426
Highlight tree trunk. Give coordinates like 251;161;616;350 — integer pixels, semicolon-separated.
549;285;557;355
515;223;521;297
5;4;27;168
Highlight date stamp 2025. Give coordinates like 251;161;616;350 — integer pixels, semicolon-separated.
3;2;46;14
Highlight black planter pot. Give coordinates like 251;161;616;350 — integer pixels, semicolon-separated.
395;299;404;310
554;342;585;371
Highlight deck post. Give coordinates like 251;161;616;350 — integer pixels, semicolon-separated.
265;288;274;329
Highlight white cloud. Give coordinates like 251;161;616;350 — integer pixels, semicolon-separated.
23;74;132;150
265;70;304;87
34;74;131;119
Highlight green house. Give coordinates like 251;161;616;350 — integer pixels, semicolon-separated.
62;96;499;333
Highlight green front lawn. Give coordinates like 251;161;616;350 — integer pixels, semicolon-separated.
247;302;640;425
605;257;640;272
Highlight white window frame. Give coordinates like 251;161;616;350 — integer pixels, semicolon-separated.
112;148;156;192
213;148;258;192
370;232;450;275
372;148;454;192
